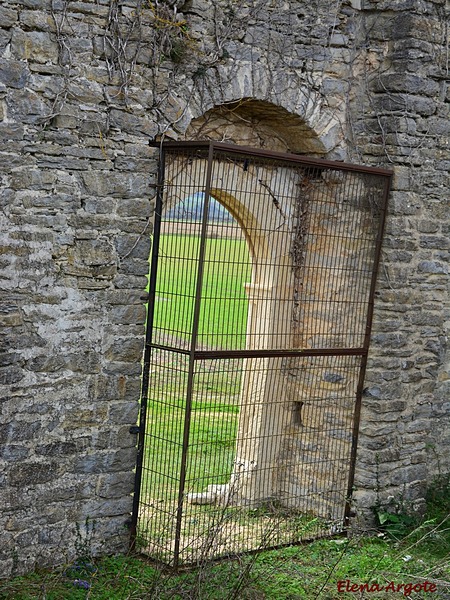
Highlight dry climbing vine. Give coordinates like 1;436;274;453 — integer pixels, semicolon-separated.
42;0;198;125
103;0;195;102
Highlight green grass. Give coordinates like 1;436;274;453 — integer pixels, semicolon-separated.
143;397;238;502
153;233;251;349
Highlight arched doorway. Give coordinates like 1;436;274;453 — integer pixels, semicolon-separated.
131;141;392;566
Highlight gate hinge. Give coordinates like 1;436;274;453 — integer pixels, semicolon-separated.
129;425;141;434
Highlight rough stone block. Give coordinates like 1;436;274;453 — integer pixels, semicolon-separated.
11;29;58;63
109;109;158;137
88;374;123;402
0;304;23;327
417;220;440;234
0;445;29;462
373;93;436;116
19;9;54;31
6;88;50;124
105;338;144;363
114;156;157;171
418;261;448;274
80;172;151;199
65;352;101;374
372;73;439;96
113;274;148;289
0;6;18;27
35;441;79;456
116;198;153;218
118;258;149;277
97;472;135;499
68;78;104;104
0;367;24;385
109;304;147;325
108;401;139;425
9;462;59;486
0;59;30;89
74;448;136;475
78;116;109;136
104;360;144;378
0;29;11;50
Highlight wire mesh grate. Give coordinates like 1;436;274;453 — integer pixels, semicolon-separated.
132;142;391;566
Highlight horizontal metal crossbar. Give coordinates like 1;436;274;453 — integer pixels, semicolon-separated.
149;343;368;359
149;140;394;177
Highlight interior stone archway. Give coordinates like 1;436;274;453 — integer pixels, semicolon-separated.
136;139;390;565
156;138;387;521
179;100;331;507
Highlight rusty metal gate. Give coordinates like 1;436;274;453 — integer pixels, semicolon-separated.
130;141;392;567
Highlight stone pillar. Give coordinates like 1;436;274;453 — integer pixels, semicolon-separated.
228;283;291;505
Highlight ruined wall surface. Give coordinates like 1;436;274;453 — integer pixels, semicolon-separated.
0;0;157;577
0;0;448;577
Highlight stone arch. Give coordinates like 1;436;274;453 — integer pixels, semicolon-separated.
176;96;342;508
186;99;328;155
183;62;345;156
163;99;358;513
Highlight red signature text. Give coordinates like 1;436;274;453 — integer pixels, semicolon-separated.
337;580;437;595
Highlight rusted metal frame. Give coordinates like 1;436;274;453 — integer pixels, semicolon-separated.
194;348;367;359
130;145;167;550
343;174;393;527
149;140;394;177
139;142;392;563
172;143;215;568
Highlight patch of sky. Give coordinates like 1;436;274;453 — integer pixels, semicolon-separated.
164;193;234;222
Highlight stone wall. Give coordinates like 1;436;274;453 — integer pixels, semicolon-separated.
0;0;157;576
0;0;448;577
348;0;450;518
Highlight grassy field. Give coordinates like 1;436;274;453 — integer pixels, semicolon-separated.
153;231;251;349
142;393;239;502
